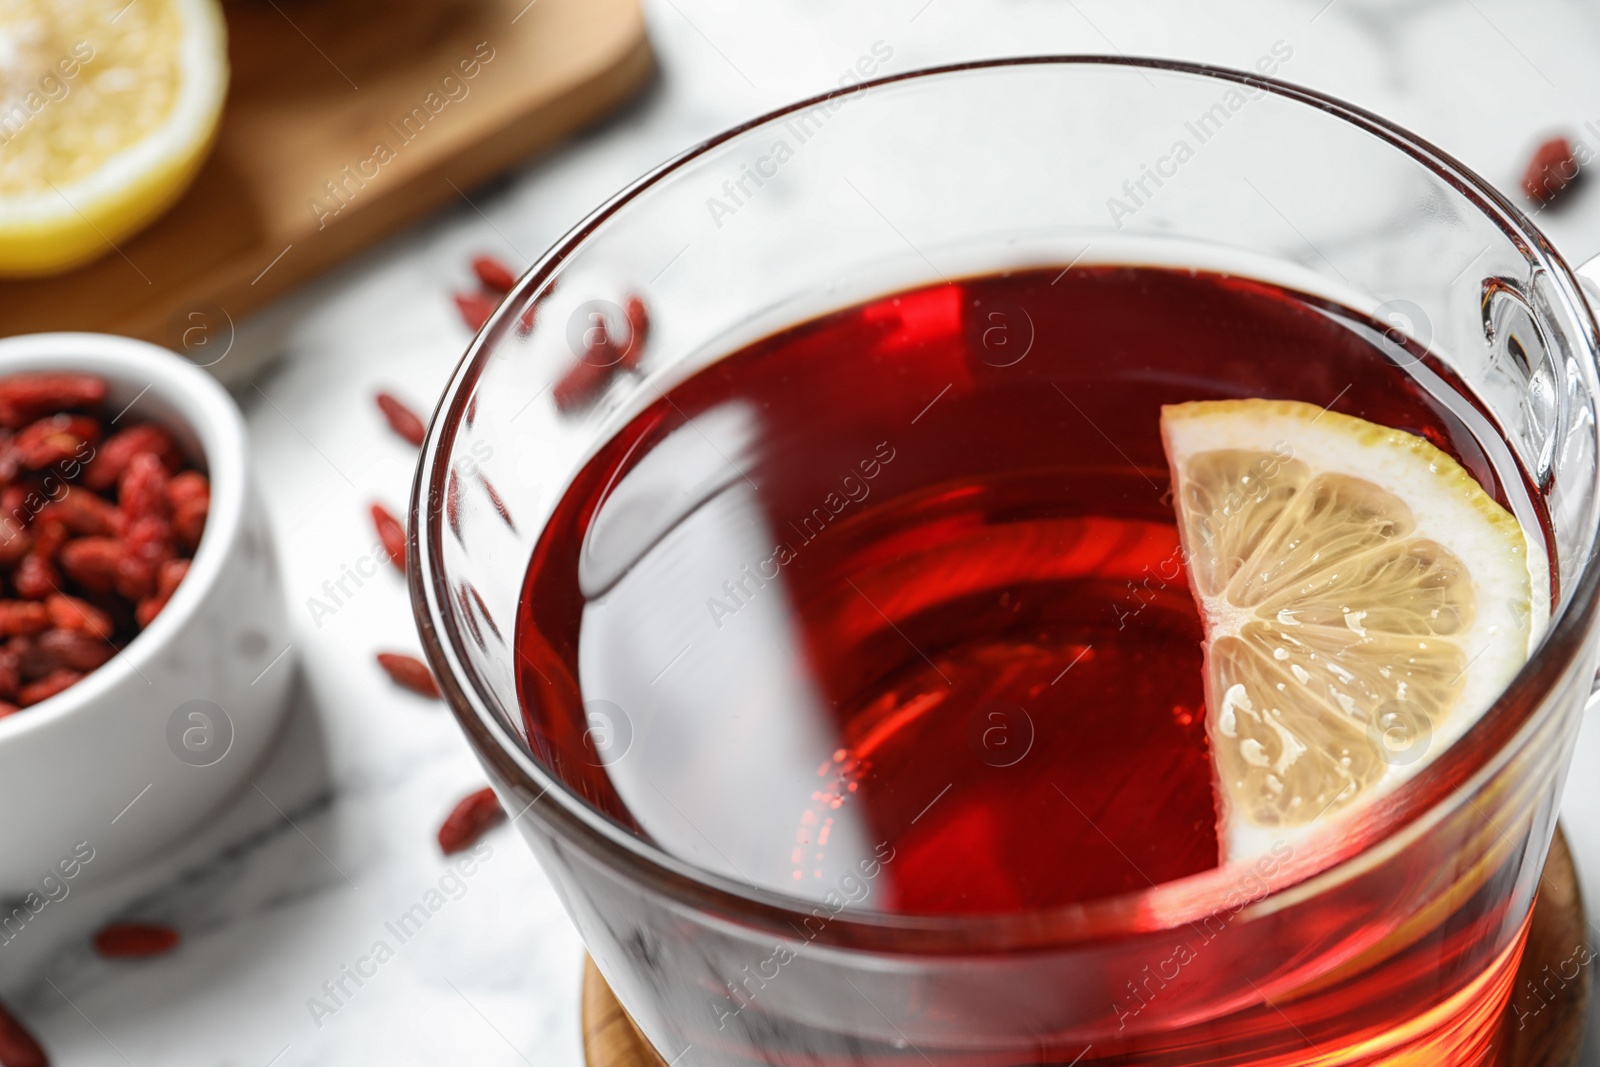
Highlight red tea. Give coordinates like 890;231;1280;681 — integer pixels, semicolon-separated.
511;264;1553;1065
514;265;1529;914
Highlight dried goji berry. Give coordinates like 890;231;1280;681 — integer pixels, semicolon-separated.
19;668;82;706
1523;136;1580;206
172;498;207;554
371;503;406;573
472;254;518;294
0;486;29;527
59;538;121;594
375;392;426;447
0;535;26;571
445;470;462;542
13;415;100;470
114;559;156;602
552;356;614;413
0;602;49;637
0;649;21;701
476;472;514;530
165;471;209;510
0;996;47;1067
622;293;650;370
0;379;204;721
115;515;172;601
93;922;179;959
36;631;113;673
0;528;27;568
7;636;43;681
516;302;537;337
13;554;59;601
119;453;170;522
466;583;502;642
0;437;18;487
0;373;106;429
124;513;174;557
45;595;112;638
43;488;121;537
0;702;19;720
453;291;497;331
156;559;189;600
82;423;181;491
437;787;504;854
135;594;168;628
30;518;65;558
376;651;440;698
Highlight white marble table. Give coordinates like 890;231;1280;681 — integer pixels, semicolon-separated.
7;1;1600;1063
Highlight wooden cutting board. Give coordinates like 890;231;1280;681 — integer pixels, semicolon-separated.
0;0;652;376
581;829;1588;1067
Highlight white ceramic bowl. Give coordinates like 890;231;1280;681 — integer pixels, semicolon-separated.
0;333;293;894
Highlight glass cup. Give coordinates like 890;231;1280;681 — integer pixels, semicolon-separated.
411;58;1600;1066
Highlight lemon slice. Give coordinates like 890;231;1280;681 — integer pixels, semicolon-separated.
0;0;228;276
1161;399;1546;861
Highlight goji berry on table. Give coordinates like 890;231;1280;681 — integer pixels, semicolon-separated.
371;503;406;573
377;652;440;699
0;995;48;1067
375;392;426;447
93;922;180;959
437;787;505;854
472;255;517;294
1523;136;1580;206
453;292;497;331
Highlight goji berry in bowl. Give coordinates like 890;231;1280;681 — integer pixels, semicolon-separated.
0;333;293;894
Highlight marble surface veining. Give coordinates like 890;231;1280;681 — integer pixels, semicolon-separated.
6;1;1600;1063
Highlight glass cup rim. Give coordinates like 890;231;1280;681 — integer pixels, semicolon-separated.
411;55;1600;952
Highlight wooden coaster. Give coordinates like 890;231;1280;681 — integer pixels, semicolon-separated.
0;0;653;381
582;829;1588;1067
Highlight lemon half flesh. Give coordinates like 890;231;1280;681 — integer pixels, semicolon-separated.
1161;399;1546;861
0;0;228;276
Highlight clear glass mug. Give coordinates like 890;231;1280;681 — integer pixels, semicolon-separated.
411;58;1600;1066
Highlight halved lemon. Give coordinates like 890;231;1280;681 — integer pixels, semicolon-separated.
0;0;228;276
1161;399;1546;861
